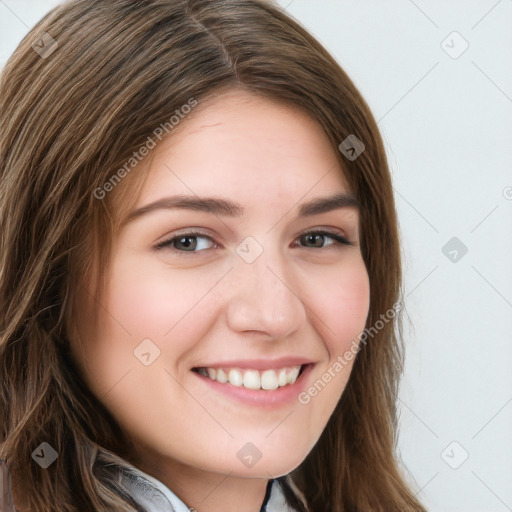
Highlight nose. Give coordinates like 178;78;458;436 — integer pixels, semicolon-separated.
224;242;307;339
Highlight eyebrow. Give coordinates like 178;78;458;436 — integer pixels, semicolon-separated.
122;192;359;226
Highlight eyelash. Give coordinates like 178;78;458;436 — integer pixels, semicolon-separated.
154;229;353;255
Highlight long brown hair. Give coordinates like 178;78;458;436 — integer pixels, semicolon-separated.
0;1;426;510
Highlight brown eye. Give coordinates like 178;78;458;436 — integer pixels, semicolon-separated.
155;232;216;253
298;230;352;248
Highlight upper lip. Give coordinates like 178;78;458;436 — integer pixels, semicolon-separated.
193;357;315;371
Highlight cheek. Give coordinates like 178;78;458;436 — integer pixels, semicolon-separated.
96;255;225;377
311;258;370;352
76;255;223;425
287;258;369;454
105;255;216;338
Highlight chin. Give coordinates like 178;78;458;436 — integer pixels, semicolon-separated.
228;449;309;478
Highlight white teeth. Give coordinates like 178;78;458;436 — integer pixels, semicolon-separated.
216;368;228;383
261;369;279;390
228;369;243;387
243;370;261;390
288;366;300;384
197;365;303;390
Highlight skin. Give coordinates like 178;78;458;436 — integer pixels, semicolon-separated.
70;89;370;512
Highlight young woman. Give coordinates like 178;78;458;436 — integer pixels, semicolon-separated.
0;1;427;511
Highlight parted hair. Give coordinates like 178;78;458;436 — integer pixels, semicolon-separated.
0;1;426;511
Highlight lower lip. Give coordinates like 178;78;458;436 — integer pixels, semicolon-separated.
192;364;314;408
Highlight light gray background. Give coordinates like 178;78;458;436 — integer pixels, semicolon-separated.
1;1;511;511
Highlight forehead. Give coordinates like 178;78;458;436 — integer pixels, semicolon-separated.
132;89;351;212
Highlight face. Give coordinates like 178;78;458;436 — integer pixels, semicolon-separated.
71;89;370;491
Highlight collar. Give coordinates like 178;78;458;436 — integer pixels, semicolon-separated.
119;461;300;512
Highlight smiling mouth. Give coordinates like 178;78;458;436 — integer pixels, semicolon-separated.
192;364;308;391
